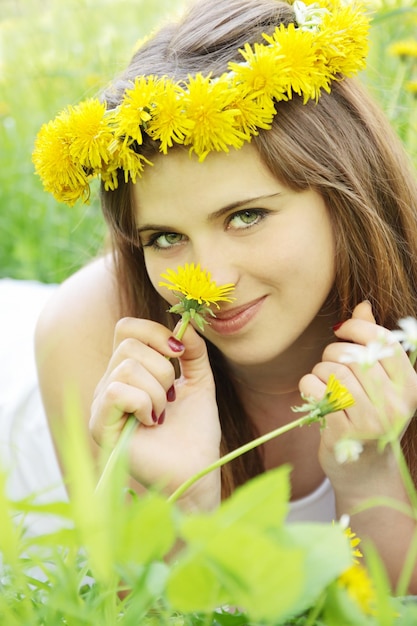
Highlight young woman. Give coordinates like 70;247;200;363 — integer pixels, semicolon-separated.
34;0;417;590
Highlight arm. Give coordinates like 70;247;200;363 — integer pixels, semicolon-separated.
35;255;121;477
300;301;417;593
35;255;221;512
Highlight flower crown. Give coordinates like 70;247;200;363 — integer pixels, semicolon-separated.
32;0;369;207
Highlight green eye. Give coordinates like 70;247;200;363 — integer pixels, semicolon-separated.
159;233;183;246
228;209;266;229
144;232;185;249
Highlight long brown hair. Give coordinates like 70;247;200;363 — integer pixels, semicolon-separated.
100;0;417;492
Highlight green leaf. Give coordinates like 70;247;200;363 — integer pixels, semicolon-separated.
363;541;396;626
214;465;291;531
167;554;226;614
116;493;176;564
0;471;21;567
279;522;352;613
56;388;114;584
120;562;171;625
167;521;305;621
321;581;374;626
10;497;72;519
392;597;417;626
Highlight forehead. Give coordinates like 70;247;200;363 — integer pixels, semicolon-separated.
132;143;285;224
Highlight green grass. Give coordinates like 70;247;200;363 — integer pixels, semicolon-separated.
363;0;417;158
0;0;186;283
0;0;416;283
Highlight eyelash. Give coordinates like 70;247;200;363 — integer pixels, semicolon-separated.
142;208;269;251
226;208;268;230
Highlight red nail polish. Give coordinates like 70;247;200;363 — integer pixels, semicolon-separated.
332;321;345;332
151;410;158;423
158;410;166;425
168;336;185;352
166;385;176;402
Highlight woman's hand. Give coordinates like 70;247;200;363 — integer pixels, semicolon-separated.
299;301;417;503
90;318;221;511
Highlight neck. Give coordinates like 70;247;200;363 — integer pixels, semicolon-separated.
224;308;337;431
230;315;335;395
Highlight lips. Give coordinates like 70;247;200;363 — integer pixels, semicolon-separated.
208;296;266;335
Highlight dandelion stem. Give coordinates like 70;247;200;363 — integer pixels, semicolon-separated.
168;413;316;504
395;525;417;596
387;60;408;120
95;415;137;496
174;317;190;342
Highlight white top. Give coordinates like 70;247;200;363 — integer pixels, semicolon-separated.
287;477;336;522
0;279;67;536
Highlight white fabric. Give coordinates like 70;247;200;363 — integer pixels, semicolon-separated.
0;279;67;533
287;477;335;522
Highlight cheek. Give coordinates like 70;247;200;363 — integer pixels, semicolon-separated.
276;222;335;287
143;256;167;301
298;226;336;290
144;256;181;307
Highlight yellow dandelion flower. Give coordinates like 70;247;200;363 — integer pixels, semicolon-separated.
344;525;363;564
228;82;276;134
338;564;375;615
264;24;331;102
33;112;91;206
182;74;247;160
389;40;417;60
318;5;369;77
323;374;355;414
114;75;162;144
159;263;236;333
102;138;153;186
159;263;235;307
406;80;417;96
292;374;355;421
67;99;114;170
229;43;288;106
145;79;193;153
100;166;119;192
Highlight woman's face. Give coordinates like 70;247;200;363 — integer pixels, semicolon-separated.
133;144;336;367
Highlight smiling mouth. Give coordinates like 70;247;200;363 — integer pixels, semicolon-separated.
208;296;266;334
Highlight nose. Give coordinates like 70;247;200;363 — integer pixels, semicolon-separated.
191;237;240;290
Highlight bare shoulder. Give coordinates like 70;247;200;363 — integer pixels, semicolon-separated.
35;254;121;437
36;254;120;355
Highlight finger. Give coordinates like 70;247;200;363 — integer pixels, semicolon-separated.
299;372;357;436
351;300;376;324
308;360;414;433
90;381;155;446
105;338;176;389
109;357;174;419
176;324;215;387
113;317;185;359
333;301;395;347
324;338;415;388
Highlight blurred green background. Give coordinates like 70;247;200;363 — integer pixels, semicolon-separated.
0;0;416;284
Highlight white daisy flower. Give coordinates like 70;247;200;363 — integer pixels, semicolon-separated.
334;438;364;464
338;340;395;367
391;317;417;352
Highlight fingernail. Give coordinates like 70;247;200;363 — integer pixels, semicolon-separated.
166;385;176;402
158;410;166;425
151;410;158;423
332;321;345;332
168;336;185;352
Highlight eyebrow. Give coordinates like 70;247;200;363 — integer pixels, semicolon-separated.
136;191;282;234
